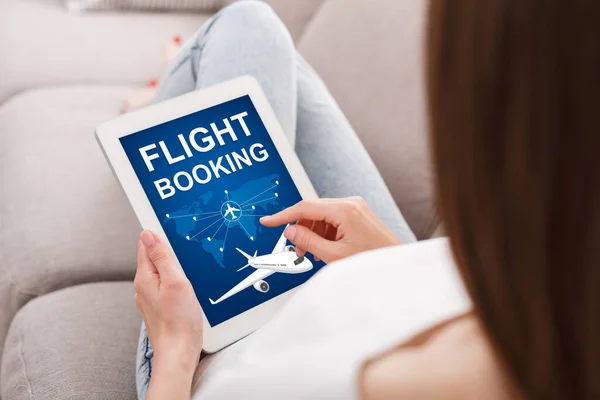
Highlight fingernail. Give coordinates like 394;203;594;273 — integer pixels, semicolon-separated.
284;225;297;241
173;35;182;44
140;231;155;247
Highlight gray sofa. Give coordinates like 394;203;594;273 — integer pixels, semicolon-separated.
0;0;437;398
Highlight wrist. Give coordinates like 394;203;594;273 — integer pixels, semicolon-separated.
154;343;200;377
147;349;199;400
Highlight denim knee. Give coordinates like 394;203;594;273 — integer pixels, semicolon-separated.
215;0;292;43
220;0;276;20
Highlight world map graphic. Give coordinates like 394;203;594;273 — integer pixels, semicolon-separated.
163;174;282;268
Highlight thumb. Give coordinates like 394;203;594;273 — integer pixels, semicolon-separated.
140;231;182;280
284;224;338;263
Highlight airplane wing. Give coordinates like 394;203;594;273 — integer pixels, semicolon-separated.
271;224;290;254
209;269;273;305
236;247;254;260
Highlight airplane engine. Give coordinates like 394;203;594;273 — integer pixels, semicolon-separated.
253;280;270;293
285;245;295;252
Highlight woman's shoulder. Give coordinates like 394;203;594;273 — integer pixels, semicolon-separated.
361;315;518;400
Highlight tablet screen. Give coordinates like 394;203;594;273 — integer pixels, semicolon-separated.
120;95;322;326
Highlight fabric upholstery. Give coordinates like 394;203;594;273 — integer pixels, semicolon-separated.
0;0;208;105
298;0;437;239
0;282;141;400
264;0;324;41
67;0;221;13
65;0;324;44
0;86;141;369
0;0;321;105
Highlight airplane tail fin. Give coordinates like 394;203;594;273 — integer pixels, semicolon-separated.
236;247;254;260
236;249;259;271
237;263;251;272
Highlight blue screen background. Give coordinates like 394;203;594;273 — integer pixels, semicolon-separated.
120;95;324;326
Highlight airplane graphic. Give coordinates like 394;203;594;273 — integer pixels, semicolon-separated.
209;226;313;305
223;204;240;220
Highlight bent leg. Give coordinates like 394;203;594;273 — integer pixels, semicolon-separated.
153;0;297;143
294;55;416;243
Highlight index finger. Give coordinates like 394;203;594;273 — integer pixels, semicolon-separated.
260;199;342;228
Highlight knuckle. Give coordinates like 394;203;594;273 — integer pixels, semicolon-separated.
350;196;367;207
303;235;313;251
297;199;310;211
287;201;304;219
298;230;313;250
343;199;362;216
149;246;170;265
295;200;307;211
134;293;142;308
163;277;187;292
301;199;318;210
133;275;144;292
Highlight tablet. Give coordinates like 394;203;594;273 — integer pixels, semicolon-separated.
96;76;321;353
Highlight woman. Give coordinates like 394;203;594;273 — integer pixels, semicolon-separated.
134;0;600;399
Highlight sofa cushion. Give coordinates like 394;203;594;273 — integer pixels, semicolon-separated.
67;0;221;13
264;0;324;42
297;0;437;239
0;0;321;105
0;0;209;105
0;282;140;400
0;86;141;367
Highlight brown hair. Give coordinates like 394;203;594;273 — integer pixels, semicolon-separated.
427;1;600;398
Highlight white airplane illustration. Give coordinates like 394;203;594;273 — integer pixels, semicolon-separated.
223;204;240;220
209;226;313;305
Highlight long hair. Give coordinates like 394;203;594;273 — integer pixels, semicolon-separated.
427;1;600;398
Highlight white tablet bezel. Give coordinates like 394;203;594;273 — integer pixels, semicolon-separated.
96;76;318;353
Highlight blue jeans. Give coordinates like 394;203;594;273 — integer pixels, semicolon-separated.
136;1;416;398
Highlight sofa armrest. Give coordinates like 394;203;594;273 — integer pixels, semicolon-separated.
0;86;140;376
1;282;141;400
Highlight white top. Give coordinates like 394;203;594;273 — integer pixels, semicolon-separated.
192;238;472;399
